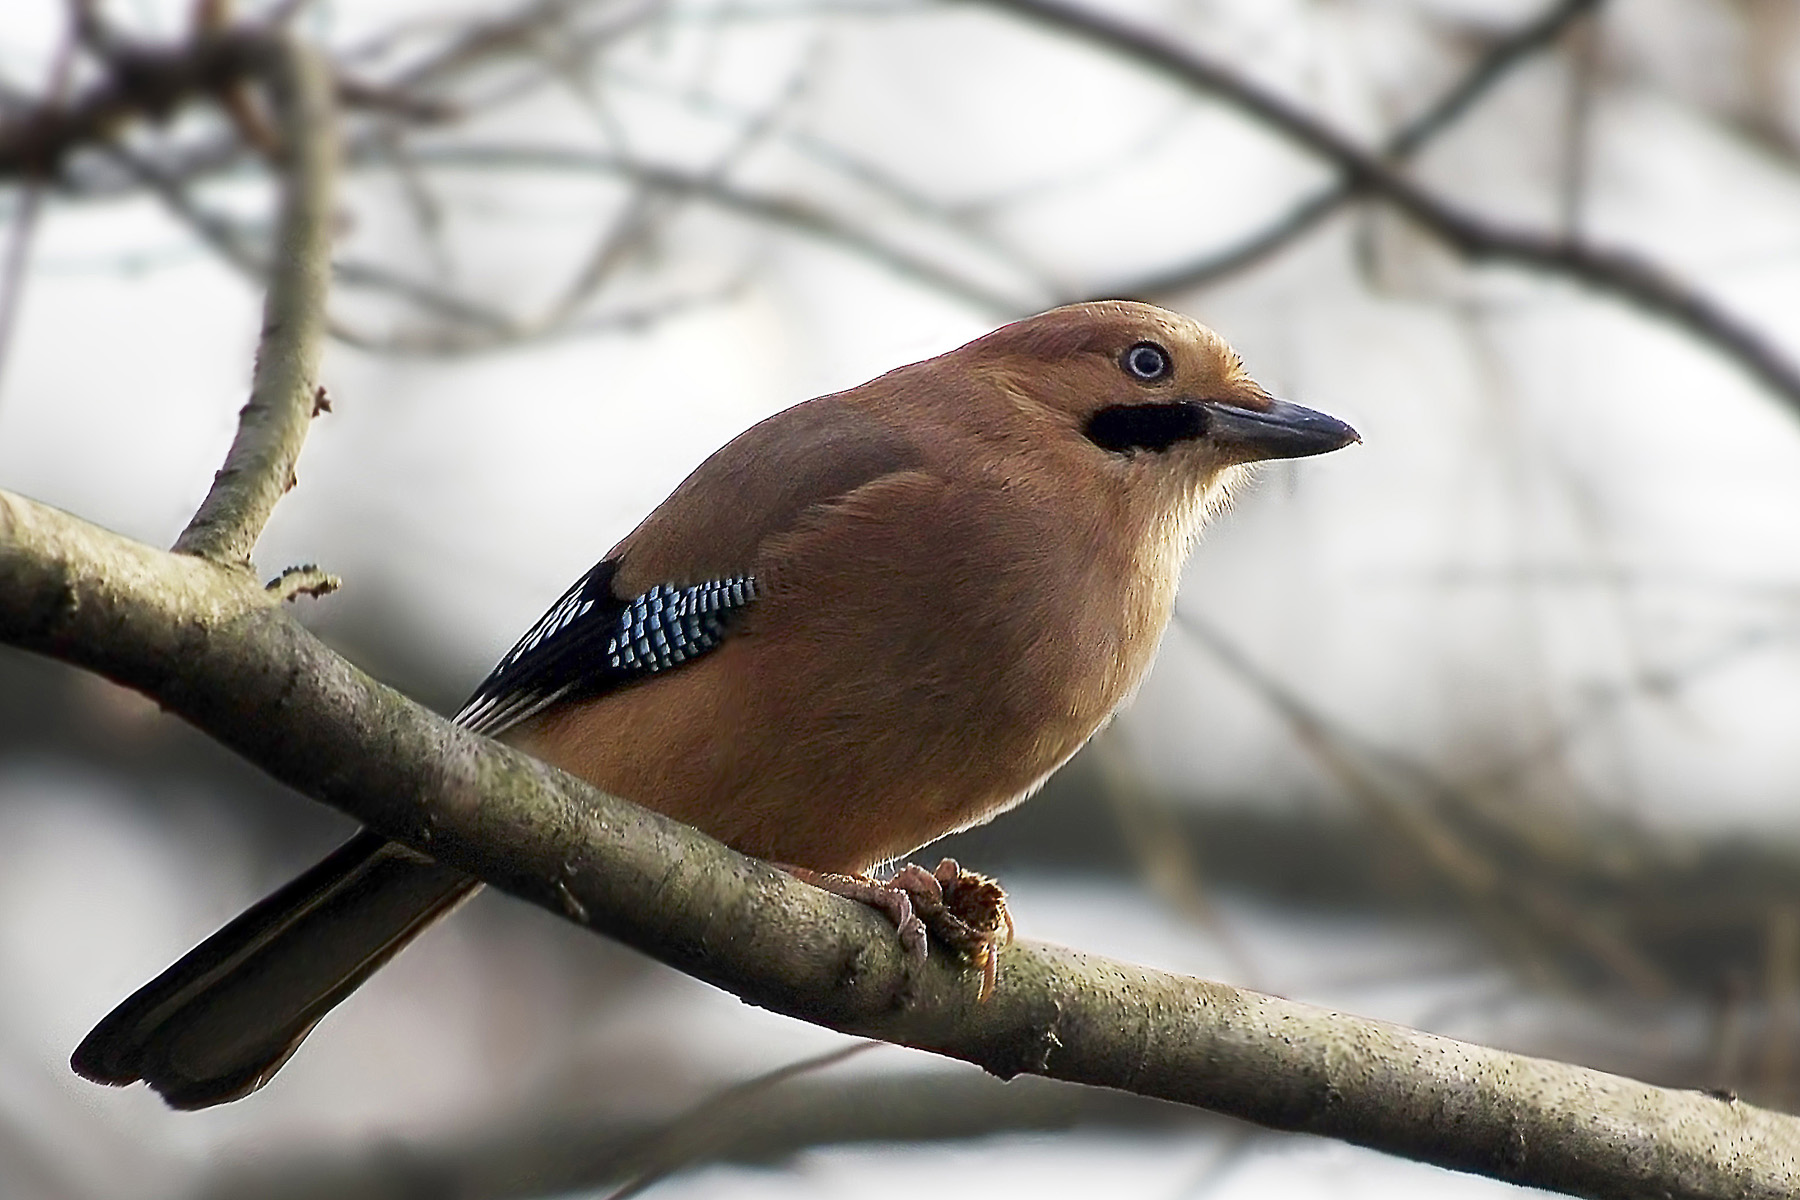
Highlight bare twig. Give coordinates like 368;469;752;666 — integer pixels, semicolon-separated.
1766;907;1800;1105
1463;621;1797;799
0;6;446;184
385;0;666;115
524;32;818;337
1115;0;1604;297
1089;728;1262;984
172;37;335;566
376;126;455;284
396;144;1028;315
599;1043;880;1200
119;133;754;355
0;29;267;179
975;0;1800;418
1173;609;1671;998
100;141;264;267
197;1061;1213;1200
603;61;1060;280
4;488;1800;1198
327;278;751;356
1559;8;1601;237
0;23;78;407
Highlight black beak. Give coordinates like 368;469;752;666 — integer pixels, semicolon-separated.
1203;398;1360;461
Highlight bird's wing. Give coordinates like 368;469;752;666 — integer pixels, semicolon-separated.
456;396;922;737
454;563;760;736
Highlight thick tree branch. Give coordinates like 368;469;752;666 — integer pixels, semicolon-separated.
171;37;334;566
972;0;1800;420
2;488;1798;1199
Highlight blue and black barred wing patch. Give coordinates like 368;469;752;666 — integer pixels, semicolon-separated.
455;559;758;738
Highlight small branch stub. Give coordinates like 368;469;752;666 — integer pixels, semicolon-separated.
265;564;339;603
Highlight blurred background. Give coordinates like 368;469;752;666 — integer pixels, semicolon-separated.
5;0;1800;1196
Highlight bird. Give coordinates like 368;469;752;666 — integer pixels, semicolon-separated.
71;299;1358;1109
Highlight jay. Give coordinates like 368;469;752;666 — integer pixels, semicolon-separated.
72;300;1358;1108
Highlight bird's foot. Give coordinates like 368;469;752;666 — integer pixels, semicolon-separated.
892;858;1015;1001
782;858;1014;1000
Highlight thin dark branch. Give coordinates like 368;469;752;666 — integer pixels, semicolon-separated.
105;123;1044;329
598;1043;881;1200
113;144;537;340
1559;9;1601;237
328;280;751;356
1172;609;1673;998
396;143;1031;315
0;6;446;184
526;34;818;334
1395;0;1606;160
386;0;665;113
1468;622;1800;797
197;1061;1216;1200
120;137;758;353
976;0;1800;418
101;141;264;266
0;19;78;407
0;29;266;179
1113;0;1603;296
602;62;1065;292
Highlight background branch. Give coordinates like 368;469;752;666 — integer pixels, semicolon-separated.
0;26;267;179
975;0;1800;418
1112;0;1602;297
197;1060;1216;1200
8;5;1800;1198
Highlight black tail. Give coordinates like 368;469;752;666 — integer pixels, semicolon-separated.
71;831;479;1109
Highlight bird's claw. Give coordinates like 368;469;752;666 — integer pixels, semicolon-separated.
891;891;929;964
889;858;1014;999
782;859;1012;1000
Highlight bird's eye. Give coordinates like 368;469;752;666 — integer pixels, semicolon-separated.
1121;341;1172;382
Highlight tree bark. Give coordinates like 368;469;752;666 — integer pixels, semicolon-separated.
3;486;1799;1200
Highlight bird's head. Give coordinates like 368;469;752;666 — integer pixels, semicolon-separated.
964;301;1359;493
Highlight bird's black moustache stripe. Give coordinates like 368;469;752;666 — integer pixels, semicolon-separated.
1084;401;1208;454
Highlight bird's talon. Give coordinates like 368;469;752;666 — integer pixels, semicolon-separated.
900;859;1012;997
783;860;1013;995
900;928;928;963
895;909;929;964
975;943;999;1002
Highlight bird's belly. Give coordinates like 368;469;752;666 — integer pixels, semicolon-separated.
509;616;1139;875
